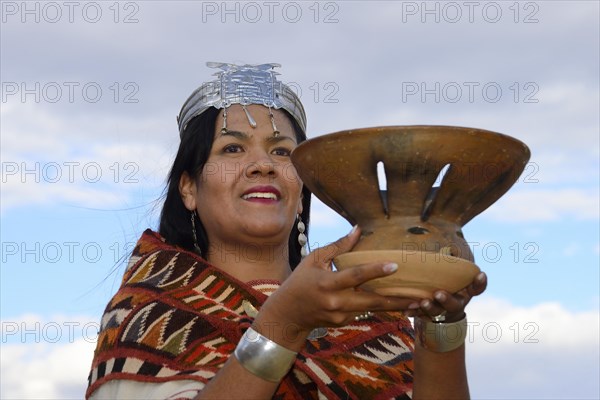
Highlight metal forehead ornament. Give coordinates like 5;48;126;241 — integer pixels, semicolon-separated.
291;126;531;299
176;62;306;138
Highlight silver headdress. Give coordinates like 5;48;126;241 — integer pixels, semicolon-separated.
177;62;307;138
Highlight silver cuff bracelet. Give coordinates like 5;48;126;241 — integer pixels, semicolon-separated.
415;316;468;353
234;327;298;382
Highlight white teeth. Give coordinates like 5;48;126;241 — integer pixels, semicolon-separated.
242;192;278;200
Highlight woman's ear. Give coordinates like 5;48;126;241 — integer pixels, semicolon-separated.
179;172;197;211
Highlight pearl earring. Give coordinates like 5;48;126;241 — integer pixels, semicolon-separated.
297;214;308;257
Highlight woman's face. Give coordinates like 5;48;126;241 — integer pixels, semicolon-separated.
180;104;303;253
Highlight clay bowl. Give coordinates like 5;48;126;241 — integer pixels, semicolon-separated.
291;126;530;299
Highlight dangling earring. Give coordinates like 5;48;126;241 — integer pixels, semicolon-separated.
297;214;308;258
190;210;202;256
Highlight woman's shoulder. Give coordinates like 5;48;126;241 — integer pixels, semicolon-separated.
129;229;190;260
120;229;206;282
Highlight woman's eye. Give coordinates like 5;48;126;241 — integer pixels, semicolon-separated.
272;147;292;157
223;144;243;153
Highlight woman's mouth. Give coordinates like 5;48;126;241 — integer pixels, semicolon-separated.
241;186;281;202
242;192;279;201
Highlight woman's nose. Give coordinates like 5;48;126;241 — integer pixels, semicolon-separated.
244;150;276;178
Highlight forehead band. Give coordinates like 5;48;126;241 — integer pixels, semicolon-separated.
177;62;307;138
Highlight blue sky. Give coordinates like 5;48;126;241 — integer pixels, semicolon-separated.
1;1;599;399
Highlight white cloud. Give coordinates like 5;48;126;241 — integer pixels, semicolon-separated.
466;297;599;350
0;102;71;157
525;151;598;186
465;297;599;399
0;179;130;212
2;300;598;399
482;188;599;222
1;103;174;213
1;314;99;399
1;339;95;399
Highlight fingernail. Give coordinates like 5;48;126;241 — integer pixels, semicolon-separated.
422;300;431;309
477;272;486;282
434;292;446;302
349;225;358;235
383;262;398;273
408;303;420;310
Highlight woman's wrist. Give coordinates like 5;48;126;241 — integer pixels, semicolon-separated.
251;305;311;353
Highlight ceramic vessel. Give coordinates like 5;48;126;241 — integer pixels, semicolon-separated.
291;126;530;299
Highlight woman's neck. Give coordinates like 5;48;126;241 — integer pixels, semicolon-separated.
205;241;292;283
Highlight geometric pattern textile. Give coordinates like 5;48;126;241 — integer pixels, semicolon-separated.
86;230;414;399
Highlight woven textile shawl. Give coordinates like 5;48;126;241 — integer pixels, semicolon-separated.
86;230;415;399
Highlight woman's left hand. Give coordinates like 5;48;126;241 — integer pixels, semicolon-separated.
405;272;487;322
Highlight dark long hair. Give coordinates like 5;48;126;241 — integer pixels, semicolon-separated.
158;107;311;269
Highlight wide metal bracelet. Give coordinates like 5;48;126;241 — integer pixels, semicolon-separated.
414;315;468;353
234;327;298;382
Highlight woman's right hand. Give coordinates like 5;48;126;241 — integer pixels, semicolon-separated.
253;226;414;350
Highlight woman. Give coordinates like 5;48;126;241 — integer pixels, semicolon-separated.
86;63;487;399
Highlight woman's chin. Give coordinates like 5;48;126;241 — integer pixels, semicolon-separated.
242;220;293;241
